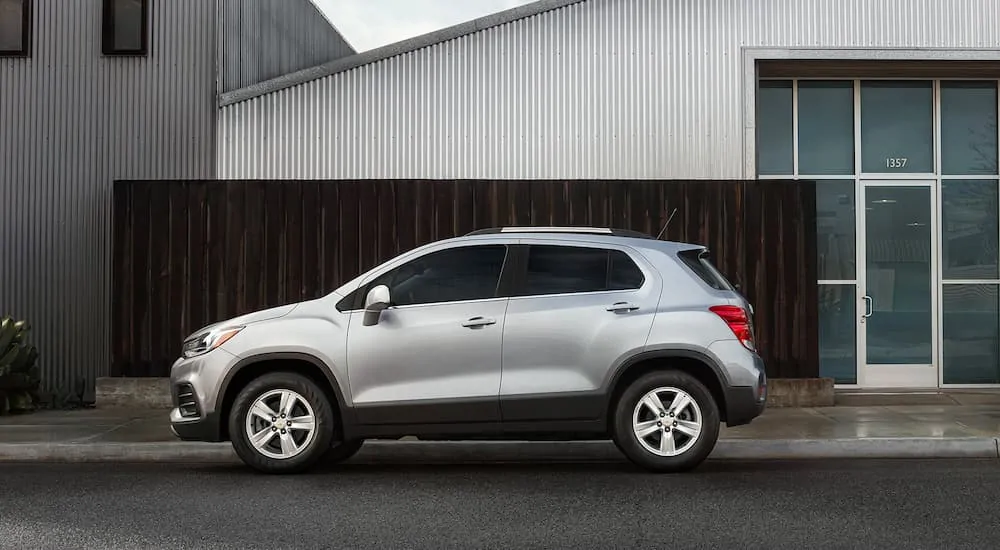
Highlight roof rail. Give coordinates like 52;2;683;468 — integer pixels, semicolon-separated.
465;226;654;239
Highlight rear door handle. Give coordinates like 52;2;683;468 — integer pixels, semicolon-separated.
607;302;640;313
462;316;497;328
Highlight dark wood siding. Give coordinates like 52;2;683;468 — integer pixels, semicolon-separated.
111;179;817;379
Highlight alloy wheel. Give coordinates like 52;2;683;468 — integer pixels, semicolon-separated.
631;386;703;457
244;389;317;460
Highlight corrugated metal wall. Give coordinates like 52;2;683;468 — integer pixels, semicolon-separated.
0;0;217;395
217;0;1000;180
217;0;356;93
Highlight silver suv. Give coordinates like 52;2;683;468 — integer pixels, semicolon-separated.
170;227;767;474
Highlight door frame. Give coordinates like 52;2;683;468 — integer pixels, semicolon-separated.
856;179;940;388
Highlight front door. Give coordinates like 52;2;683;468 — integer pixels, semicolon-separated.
346;243;511;426
859;182;938;387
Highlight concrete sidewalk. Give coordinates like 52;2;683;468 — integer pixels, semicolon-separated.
3;399;1000;463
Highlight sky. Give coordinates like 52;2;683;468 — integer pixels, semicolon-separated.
312;0;537;52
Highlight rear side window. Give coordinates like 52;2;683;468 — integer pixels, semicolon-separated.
520;245;644;296
677;249;734;291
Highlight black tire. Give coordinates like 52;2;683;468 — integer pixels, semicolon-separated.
611;370;720;473
323;438;365;464
229;371;336;475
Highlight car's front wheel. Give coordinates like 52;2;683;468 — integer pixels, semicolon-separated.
612;370;720;473
229;372;335;474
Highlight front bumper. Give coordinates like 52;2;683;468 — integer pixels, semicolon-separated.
170;407;225;442
168;351;237;443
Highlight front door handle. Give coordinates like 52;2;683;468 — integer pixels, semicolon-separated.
462;316;497;328
862;295;873;318
607;302;640;313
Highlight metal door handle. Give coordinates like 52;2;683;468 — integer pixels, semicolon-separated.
607;302;640;313
462;316;496;328
862;296;873;318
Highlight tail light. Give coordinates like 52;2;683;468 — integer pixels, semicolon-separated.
710;305;756;351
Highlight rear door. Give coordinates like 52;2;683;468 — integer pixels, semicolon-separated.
499;241;662;424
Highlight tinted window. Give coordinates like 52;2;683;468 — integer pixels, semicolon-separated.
103;0;147;55
798;81;855;175
609;250;645;290
0;0;29;56
521;246;643;296
370;245;507;307
860;80;934;173
756;80;794;175
677;249;734;291
941;81;998;175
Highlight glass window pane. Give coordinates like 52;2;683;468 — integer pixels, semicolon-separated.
112;0;144;51
864;186;933;364
756;80;793;175
522;246;610;296
942;284;1000;384
815;180;856;280
0;0;24;52
861;81;934;173
819;284;857;384
798;81;855;175
371;245;508;306
608;250;645;290
941;81;998;175
941;179;999;279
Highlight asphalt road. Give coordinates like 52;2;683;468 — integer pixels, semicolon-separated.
1;458;999;549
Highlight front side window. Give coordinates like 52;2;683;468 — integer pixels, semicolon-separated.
103;0;148;55
520;245;644;296
370;245;508;307
0;0;30;57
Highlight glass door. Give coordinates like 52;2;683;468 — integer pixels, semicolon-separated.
859;182;938;388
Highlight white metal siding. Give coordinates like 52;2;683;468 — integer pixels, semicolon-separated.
217;0;1000;180
0;0;216;394
217;0;356;94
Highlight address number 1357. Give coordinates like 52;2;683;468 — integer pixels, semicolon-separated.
886;157;908;168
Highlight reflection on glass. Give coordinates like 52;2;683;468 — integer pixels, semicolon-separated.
816;180;856;280
865;186;932;364
860;81;934;174
112;0;145;51
756;80;793;175
941;81;998;175
942;284;1000;384
798;81;855;175
819;284;857;384
0;0;25;51
941;180;999;280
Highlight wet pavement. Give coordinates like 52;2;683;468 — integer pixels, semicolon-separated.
3;393;1000;444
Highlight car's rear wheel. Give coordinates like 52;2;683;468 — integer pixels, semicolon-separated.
612;370;720;472
229;372;335;474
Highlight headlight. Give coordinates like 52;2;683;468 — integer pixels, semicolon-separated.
181;326;244;358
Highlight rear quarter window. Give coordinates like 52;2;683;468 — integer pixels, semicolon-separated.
676;249;734;291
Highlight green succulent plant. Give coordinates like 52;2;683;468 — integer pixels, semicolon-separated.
0;315;41;414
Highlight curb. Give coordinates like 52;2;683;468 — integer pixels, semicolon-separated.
0;438;997;464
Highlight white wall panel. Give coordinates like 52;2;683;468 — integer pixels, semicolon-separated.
218;0;1000;180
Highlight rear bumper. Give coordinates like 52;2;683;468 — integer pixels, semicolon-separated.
725;369;767;427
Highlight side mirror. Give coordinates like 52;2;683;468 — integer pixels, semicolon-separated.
362;285;391;326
